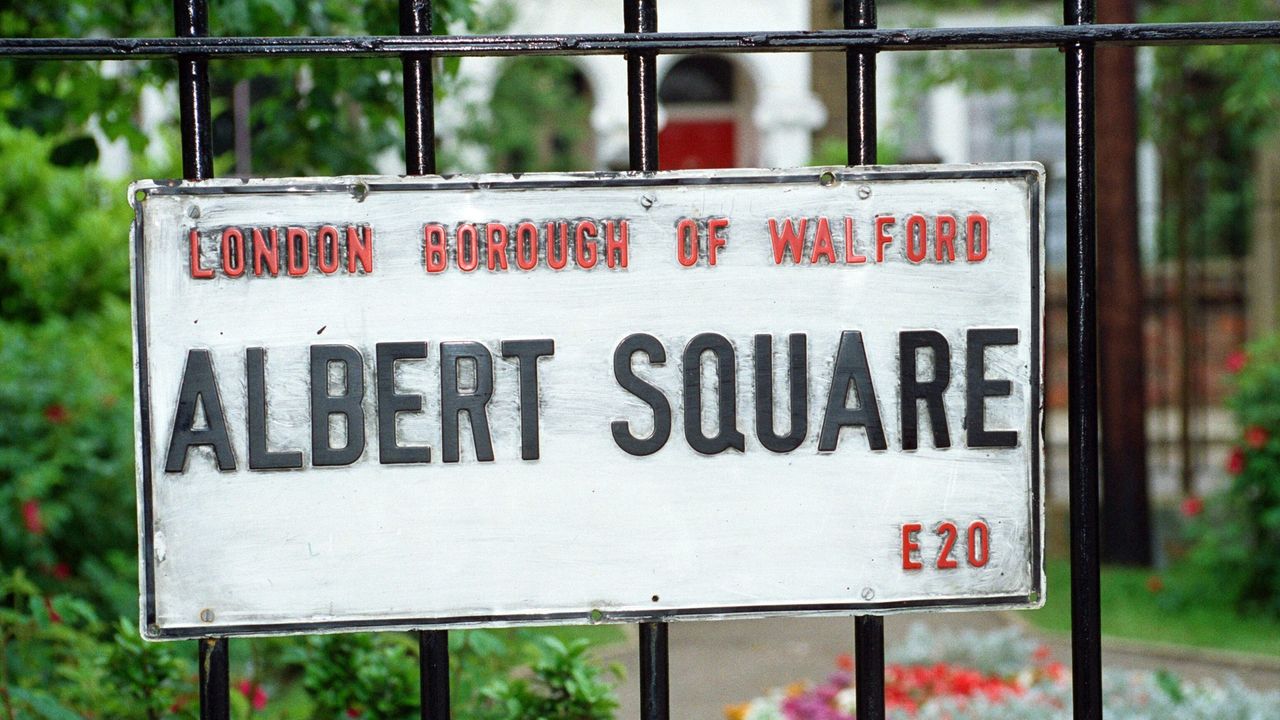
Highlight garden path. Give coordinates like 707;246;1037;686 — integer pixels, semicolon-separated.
600;611;1280;719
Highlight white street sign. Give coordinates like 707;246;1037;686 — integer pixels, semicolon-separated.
131;165;1044;638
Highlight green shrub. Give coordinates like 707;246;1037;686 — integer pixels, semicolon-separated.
1189;338;1280;617
479;637;621;720
0;123;138;626
0;569;198;719
282;633;420;719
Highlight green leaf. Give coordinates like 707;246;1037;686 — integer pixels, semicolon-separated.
6;686;84;720
1154;668;1185;703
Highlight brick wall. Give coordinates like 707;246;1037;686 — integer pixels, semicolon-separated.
1043;259;1247;410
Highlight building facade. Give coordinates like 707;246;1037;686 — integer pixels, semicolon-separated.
444;0;827;171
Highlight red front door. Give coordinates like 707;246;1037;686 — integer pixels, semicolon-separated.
659;120;736;170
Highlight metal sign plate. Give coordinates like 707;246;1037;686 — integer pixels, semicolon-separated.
131;164;1044;639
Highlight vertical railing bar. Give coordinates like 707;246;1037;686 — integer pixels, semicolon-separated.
1065;0;1103;717
198;637;230;720
849;408;887;673
402;0;436;177
639;621;670;720
625;0;659;174
399;2;450;718
174;2;224;716
845;0;877;166
845;2;885;720
625;1;667;717
853;617;884;720
419;628;451;720
174;0;213;181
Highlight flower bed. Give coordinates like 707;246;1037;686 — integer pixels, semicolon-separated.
725;625;1279;719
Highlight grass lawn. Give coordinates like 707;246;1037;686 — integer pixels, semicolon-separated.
1023;557;1280;657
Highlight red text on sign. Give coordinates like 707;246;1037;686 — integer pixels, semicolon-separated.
766;213;990;265
901;520;992;570
424;219;629;273
188;224;373;279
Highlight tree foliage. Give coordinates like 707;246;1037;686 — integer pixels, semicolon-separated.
1145;0;1280;259
893;0;1280;260
469;56;595;173
0;1;501;175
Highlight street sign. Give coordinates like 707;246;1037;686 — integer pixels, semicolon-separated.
131;164;1044;639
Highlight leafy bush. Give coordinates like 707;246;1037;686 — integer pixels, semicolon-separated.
1185;340;1280;617
0;122;138;626
479;637;621;720
282;634;421;719
0;569;198;719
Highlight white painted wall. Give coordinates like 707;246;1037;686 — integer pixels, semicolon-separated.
443;0;826;170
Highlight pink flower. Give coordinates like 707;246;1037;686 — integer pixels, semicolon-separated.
237;680;268;711
1246;425;1269;449
22;500;44;535
1227;447;1246;475
1226;351;1248;373
1180;496;1204;518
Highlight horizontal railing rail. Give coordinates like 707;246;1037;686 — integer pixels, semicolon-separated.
3;21;1280;59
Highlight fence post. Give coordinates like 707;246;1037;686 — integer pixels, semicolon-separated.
624;1;669;718
397;2;452;719
172;2;226;716
1065;0;1103;717
844;2;885;719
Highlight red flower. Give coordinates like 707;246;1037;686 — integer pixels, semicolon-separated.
346;709;362;719
43;597;62;624
1246;425;1269;449
1227;447;1246;475
22;500;45;535
1226;350;1248;373
237;680;268;711
1033;644;1052;662
1180;496;1204;518
836;653;854;671
1146;575;1164;593
42;403;69;424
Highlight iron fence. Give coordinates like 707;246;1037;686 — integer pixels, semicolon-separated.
5;0;1280;718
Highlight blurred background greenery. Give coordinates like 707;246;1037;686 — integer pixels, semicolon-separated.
7;1;1280;718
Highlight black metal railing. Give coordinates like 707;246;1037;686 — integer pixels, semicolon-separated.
5;0;1274;717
